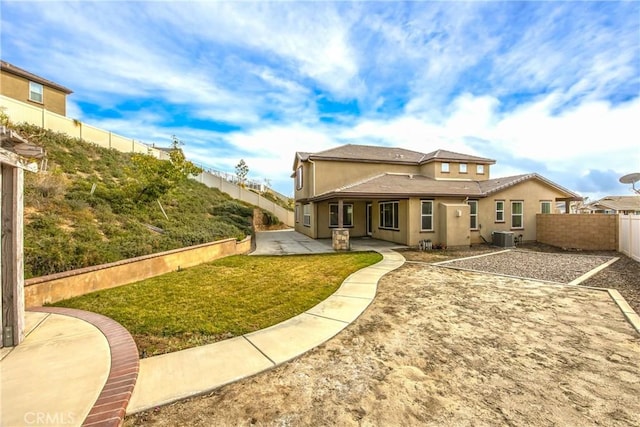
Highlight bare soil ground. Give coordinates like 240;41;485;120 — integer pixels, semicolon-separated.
126;244;640;427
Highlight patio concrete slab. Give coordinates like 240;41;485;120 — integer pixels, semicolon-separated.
128;336;275;413
244;313;348;365
0;312;110;427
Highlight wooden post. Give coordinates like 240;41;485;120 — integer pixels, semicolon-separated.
1;164;25;347
338;199;344;228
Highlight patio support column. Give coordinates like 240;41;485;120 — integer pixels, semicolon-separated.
332;199;350;251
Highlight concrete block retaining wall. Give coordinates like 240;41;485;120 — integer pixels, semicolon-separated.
25;236;251;307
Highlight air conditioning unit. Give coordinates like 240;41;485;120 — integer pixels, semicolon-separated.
492;231;515;248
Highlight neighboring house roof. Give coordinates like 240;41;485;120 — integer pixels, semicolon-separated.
306;172;579;202
586;196;640;212
0;60;73;94
294;144;495;167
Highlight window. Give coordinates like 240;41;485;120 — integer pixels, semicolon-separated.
511;201;524;229
441;162;450;173
477;164;485;174
329;203;353;227
303;204;311;226
295;205;300;223
29;82;43;103
459;163;468;173
421;200;433;231
379;201;399;230
540;201;552;214
296;166;303;190
495;200;505;222
469;200;478;229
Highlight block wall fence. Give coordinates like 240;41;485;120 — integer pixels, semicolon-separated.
536;214;618;251
1;95;294;226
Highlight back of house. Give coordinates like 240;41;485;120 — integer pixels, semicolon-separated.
292;144;580;247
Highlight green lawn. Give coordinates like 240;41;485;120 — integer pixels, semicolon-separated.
52;252;382;356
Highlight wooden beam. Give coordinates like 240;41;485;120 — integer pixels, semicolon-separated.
1;164;25;347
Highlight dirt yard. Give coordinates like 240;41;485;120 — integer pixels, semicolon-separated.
126;248;640;427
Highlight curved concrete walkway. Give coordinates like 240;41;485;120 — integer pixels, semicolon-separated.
0;230;405;425
126;232;406;413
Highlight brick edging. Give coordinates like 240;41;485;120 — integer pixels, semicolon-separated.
30;307;139;427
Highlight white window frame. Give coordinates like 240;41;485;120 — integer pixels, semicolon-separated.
459;163;468;173
420;200;434;231
511;201;524;229
329;203;353;227
441;162;450;173
540;201;552;214
495;200;505;222
379;201;399;230
477;164;484;174
303;203;311;227
29;81;44;103
296;166;303;190
469;200;478;230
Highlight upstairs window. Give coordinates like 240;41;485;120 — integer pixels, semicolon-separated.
511;201;524;229
29;82;43;103
329;203;353;227
421;200;434;231
540;201;552;214
469;200;478;229
459;163;468;173
296;166;303;190
441;162;450;173
477;164;485;174
495;200;505;222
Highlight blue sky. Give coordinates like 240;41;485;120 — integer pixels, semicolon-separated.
1;1;639;200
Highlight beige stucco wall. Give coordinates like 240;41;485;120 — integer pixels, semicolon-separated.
311;161;420;195
420;162;491;181
474;180;567;244
24;236;251;307
0;71;68;116
537;214;618;250
293;159;493;201
314;200;368;239
438;203;471;247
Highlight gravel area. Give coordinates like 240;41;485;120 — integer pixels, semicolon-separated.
399;243;640;314
434;250;615;284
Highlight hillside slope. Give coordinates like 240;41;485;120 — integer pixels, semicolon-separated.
16;123;263;278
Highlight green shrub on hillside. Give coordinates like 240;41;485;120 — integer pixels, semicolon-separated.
15;123;256;278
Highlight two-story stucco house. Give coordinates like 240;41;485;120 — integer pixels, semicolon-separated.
0;60;72;116
293;144;580;247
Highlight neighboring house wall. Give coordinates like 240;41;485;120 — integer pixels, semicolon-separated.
536;214;618;250
0;68;68;116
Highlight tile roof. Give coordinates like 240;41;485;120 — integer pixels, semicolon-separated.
308;172;578;201
588;195;640;211
0;60;73;94
299;144;495;166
